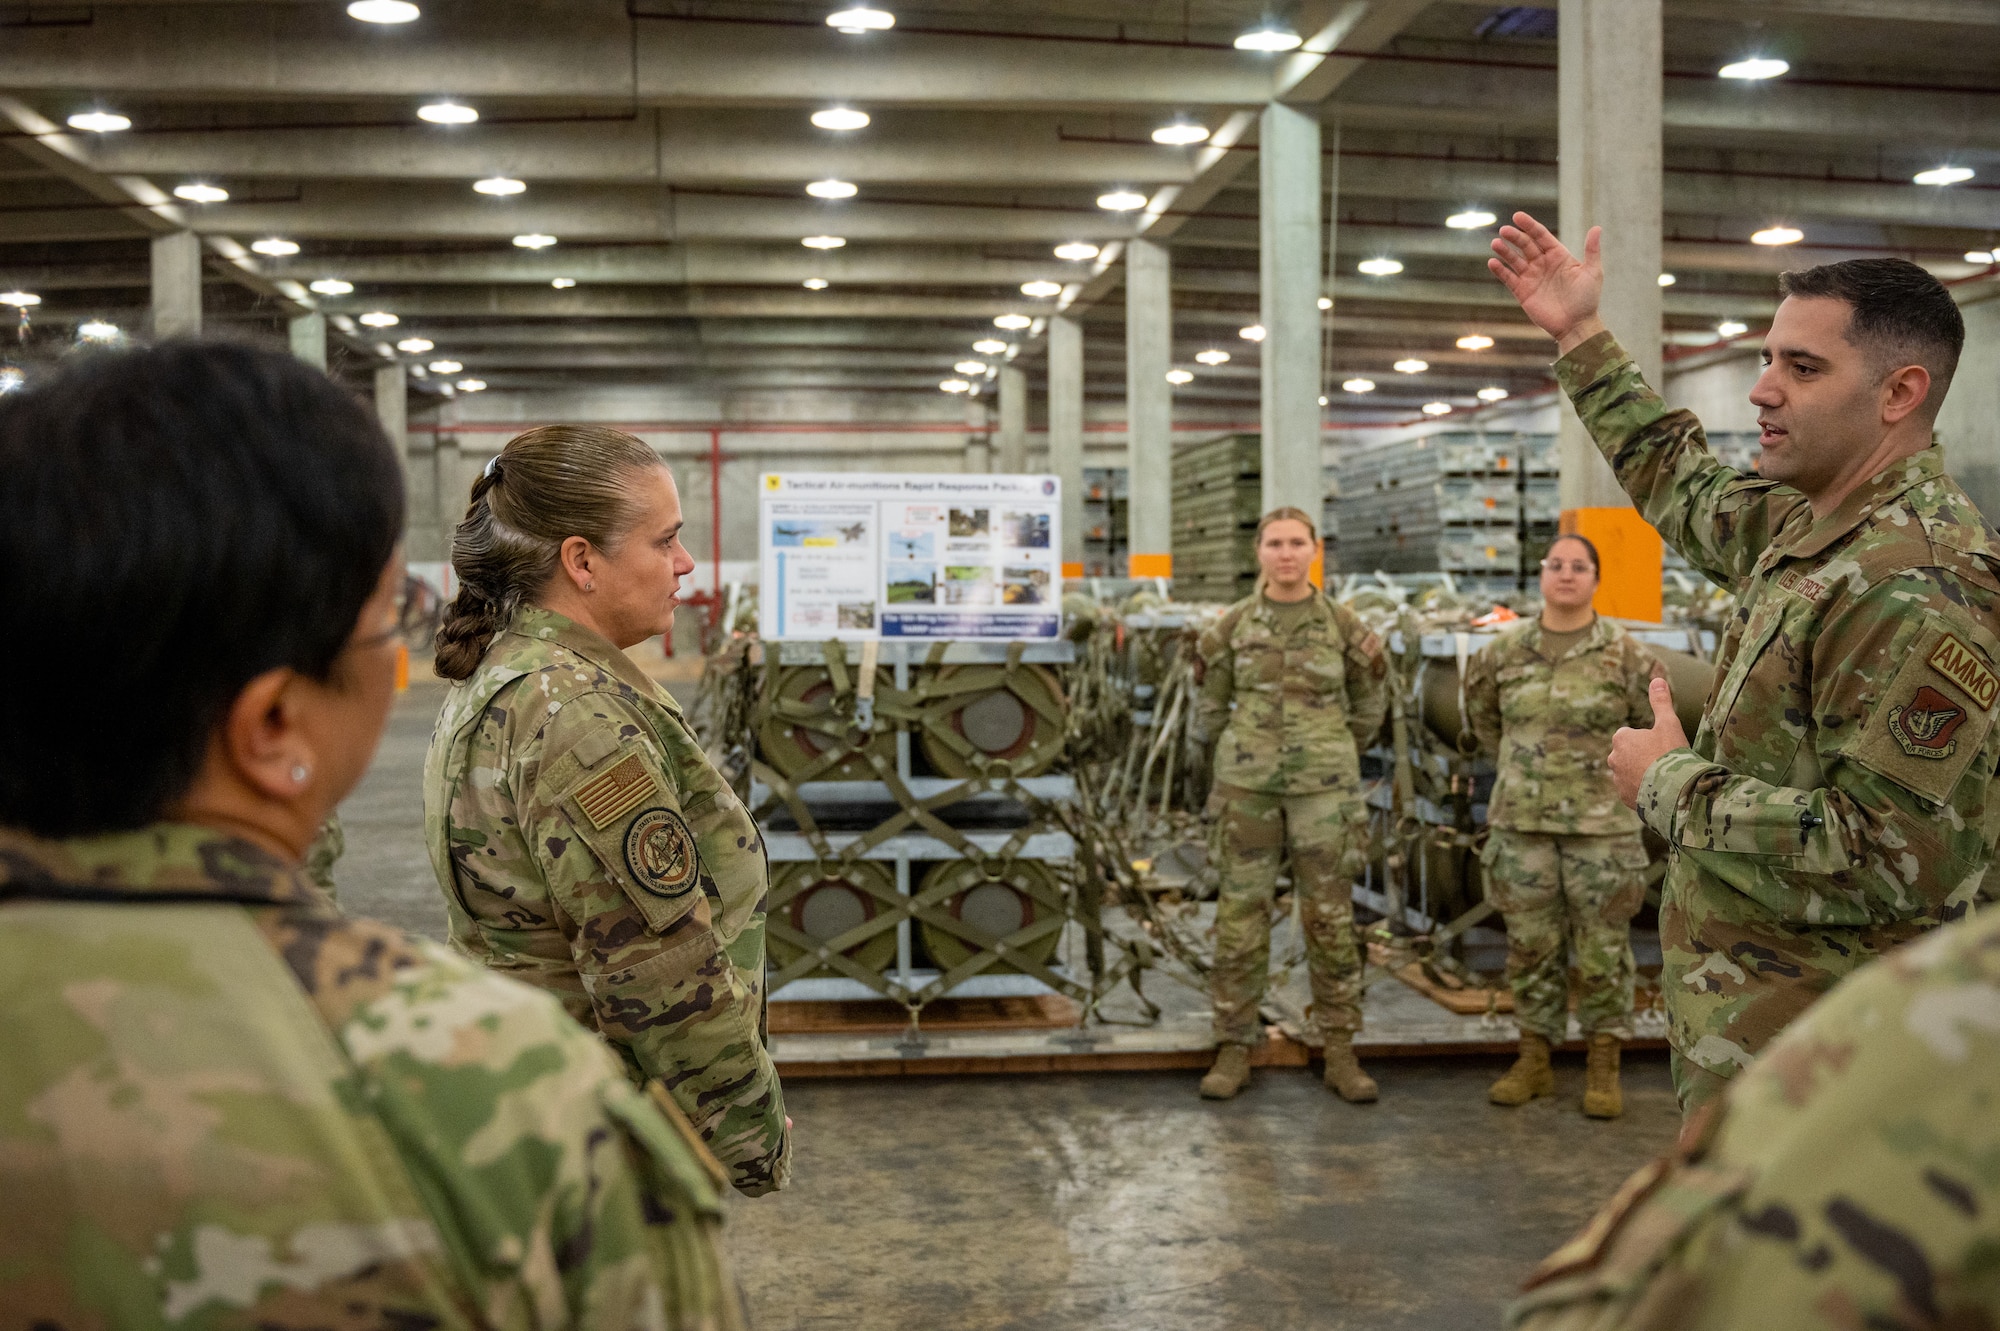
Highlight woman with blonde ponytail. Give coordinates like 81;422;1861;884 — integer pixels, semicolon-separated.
421;425;789;1196
1191;507;1392;1103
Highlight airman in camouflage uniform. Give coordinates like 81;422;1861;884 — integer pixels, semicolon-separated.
1193;591;1389;1098
425;605;790;1196
1559;331;2000;1110
1466;615;1664;1116
1508;907;2000;1330
0;821;746;1330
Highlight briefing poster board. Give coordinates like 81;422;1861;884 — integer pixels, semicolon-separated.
759;472;1062;641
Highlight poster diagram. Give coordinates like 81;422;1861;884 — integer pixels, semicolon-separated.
760;473;1062;640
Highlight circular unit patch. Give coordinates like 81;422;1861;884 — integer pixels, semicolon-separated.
623;807;702;899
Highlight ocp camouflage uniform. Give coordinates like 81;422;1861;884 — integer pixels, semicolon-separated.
0;822;746;1330
1195;593;1389;1044
1559;331;2000;1109
424;606;789;1196
1466;617;1663;1041
303;810;344;903
1508;907;2000;1330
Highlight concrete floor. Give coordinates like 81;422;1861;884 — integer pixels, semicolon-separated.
341;676;1682;1331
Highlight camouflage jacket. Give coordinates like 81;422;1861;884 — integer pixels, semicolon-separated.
0;821;745;1331
1465;616;1663;836
424;606;789;1196
1508;906;2000;1330
1195;592;1390;796
1559;331;2000;1084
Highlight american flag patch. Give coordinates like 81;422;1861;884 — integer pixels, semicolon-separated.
573;753;658;829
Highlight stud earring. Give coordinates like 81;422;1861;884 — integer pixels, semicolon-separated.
584;580;595;591
290;764;310;784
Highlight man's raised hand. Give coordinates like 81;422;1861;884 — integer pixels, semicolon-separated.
1487;212;1607;355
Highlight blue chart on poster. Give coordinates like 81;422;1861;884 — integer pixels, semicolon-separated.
759;473;1063;641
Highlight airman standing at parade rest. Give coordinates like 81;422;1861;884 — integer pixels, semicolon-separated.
425;424;790;1196
1194;507;1390;1101
1489;210;2000;1113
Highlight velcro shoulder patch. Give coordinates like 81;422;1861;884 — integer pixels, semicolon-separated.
1847;620;2000;806
1927;633;1999;710
573;752;659;830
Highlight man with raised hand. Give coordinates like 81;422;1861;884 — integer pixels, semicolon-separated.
1487;210;2000;1112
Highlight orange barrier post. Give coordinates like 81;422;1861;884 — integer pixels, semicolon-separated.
1562;506;1664;623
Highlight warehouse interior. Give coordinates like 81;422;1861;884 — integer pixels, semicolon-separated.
7;2;2000;1326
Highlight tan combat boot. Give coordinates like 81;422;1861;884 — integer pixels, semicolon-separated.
1200;1044;1253;1099
1583;1032;1624;1119
1489;1032;1556;1106
1322;1033;1379;1103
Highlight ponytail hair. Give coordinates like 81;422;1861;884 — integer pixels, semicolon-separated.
433;424;662;680
1251;505;1321;598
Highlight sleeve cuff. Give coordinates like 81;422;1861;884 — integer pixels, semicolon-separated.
1636;747;1714;842
1553;329;1629;400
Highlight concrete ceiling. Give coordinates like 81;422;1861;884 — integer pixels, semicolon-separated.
1;0;1997;414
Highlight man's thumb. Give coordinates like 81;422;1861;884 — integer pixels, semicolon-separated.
1650;675;1678;727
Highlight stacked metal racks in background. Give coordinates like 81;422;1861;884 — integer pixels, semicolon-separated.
1170;433;1266;604
1080;466;1128;578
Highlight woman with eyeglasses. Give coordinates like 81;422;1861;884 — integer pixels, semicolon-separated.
1463;533;1665;1119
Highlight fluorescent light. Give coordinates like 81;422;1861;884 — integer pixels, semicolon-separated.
1477;386;1509;402
828;6;893;33
417;101;477;124
1054;242;1100;262
1318;296;1332;310
1716;320;1748;338
309;278;353;295
941;379;972;393
972;339;1008;354
0;368;23;394
1343;378;1375;393
1751;226;1803;246
1422;401;1453;416
802;235;846;249
473;176;526;195
358;311;400;328
807;178;858;199
1096;190;1148;212
348;0;419;20
803;278;829;290
994;314;1032;330
1234;27;1302;51
173;182;228;203
395;337;434;353
1658;272;1677;286
1318;395;1328;406
1021;280;1063;299
812;107;871;131
1915;166;1974;186
1357;257;1403;276
78;320;119;340
1151;122;1210;146
1194;349;1230;366
0;291;42;308
512;233;557;248
1166;369;1194;384
1445;209;1496;230
1967;251;1997;265
955;361;987;374
1719;57;1788;79
550;277;576;288
429;360;462;374
1239;325;1266;342
456;378;487;392
66;111;130;133
1394;358;1428;374
1456;334;1494;351
250;237;299;256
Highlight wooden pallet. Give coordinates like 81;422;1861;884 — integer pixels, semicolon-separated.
769;994;1079;1037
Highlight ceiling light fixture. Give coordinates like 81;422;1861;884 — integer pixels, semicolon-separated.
395;337;434;353
417;101;478;124
1477;386;1509;402
0;368;24;394
1357;257;1403;276
173;182;228;203
972;339;1008;355
1422;401;1453;416
1166;369;1194;384
0;291;42;307
309;278;353;295
429;359;462;374
1054;242;1100;261
1716;320;1748;338
1719;56;1789;80
941;378;972;393
807;178;858;199
1456;334;1494;351
78;320;120;340
1445;209;1496;230
803;277;829;290
1234;26;1302;51
1151;121;1210;146
66;111;131;133
1967;250;1997;265
358;311;400;328
250;237;299;256
1318;395;1329;406
348;0;419;21
955;360;987;374
1394;358;1428;374
1914;166;1974;186
1751;226;1803;246
512;233;557;248
811;107;871;131
1343;378;1375;393
1194;349;1230;366
828;6;894;33
993;313;1032;330
456;377;487;392
802;235;846;249
473;176;526;195
1318;296;1332;310
1096;189;1148;212
1239;325;1266;342
550;277;576;288
1658;272;1677;286
1022;280;1062;298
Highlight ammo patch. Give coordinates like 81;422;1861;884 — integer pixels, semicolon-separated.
623;806;701;899
573;753;658;830
1888;686;1966;759
1927;633;1999;710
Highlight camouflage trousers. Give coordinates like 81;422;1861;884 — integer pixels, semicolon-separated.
1481;829;1647;1044
1209;784;1366;1046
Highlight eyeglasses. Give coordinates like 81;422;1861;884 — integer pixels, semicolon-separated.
1539;559;1595;575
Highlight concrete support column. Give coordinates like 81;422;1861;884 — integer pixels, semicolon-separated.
997;365;1027;472
1559;0;1664;620
374;362;409;466
1047;315;1086;578
1124;237;1173;579
149;232;202;339
288;312;327;370
1259;102;1323;521
1939;295;2000;524
964;398;991;473
434;432;465;560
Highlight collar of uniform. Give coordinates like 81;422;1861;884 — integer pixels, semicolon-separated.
0;821;319;907
1781;446;1945;562
1527;614;1612;663
508;605;679;711
1251;590;1332;630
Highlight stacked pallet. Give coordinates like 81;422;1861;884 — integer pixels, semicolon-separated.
1171;433;1263;603
1081;465;1128;577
